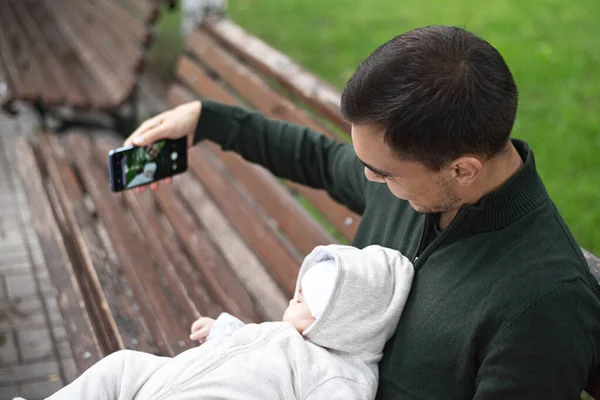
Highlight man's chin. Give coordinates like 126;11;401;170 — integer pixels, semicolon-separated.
408;200;434;214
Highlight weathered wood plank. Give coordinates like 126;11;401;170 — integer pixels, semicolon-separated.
177;173;288;321
73;0;142;71
126;0;159;23
94;137;221;324
151;174;263;322
17;137;103;373
47;0;131;107
168;84;319;293
173;65;346;251
38;0;116;109
59;0;132;84
0;4;37;101
67;133;198;356
22;0;100;109
176;45;359;241
37;134;155;354
91;0;150;45
4;0;63;106
204;19;351;133
188;145;302;296
10;0;86;108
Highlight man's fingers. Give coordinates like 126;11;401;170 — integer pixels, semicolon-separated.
125;118;160;147
149;183;159;191
132;123;168;147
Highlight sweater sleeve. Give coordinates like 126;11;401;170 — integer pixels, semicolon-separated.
194;101;369;214
474;280;600;399
304;377;371;400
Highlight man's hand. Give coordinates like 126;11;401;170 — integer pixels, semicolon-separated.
189;317;216;343
124;101;202;192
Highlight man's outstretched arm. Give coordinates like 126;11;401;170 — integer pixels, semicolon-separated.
194;101;370;214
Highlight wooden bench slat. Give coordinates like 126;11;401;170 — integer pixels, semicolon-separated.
204;19;351;133
67;133;194;356
151;173;264;322
37;134;159;354
44;0;128;107
177;173;288;321
22;0;104;109
37;135;127;354
122;190;202;328
11;0;88;108
189;145;302;296
75;0;143;71
3;0;64;106
0;5;38;101
34;1;116;109
125;0;159;22
171;67;339;254
60;0;135;84
178;38;360;240
47;0;133;107
91;0;150;45
93;138;223;324
126;191;222;320
17;137;104;372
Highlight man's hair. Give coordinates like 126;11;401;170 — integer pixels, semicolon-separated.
341;25;518;171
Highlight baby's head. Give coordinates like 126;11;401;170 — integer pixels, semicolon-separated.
282;245;414;358
282;258;337;334
143;162;157;178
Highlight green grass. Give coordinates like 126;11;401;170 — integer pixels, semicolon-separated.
150;1;600;254
147;4;183;83
228;0;600;254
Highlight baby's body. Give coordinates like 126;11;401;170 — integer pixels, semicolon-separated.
38;245;414;400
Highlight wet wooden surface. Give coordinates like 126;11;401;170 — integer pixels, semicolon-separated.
0;0;158;112
0;106;81;399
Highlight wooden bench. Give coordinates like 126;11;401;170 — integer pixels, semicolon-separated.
0;0;165;135
17;17;600;398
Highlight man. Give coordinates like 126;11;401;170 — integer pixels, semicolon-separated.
144;143;161;160
126;26;600;399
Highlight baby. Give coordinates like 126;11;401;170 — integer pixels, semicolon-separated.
37;244;414;400
126;162;157;189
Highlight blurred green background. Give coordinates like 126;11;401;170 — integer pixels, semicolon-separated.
148;0;600;254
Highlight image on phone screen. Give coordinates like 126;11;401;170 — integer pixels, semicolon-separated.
109;137;187;192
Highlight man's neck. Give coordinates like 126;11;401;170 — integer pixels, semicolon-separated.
439;142;525;229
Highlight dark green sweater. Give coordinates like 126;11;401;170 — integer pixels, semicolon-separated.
195;101;600;399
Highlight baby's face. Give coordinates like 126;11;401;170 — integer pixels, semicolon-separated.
282;289;316;334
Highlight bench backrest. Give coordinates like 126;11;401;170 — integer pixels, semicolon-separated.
170;19;600;398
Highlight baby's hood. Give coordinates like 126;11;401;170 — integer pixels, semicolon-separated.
298;245;414;358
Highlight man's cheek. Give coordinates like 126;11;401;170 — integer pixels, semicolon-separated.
387;182;409;200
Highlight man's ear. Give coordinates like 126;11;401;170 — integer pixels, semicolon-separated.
450;156;482;185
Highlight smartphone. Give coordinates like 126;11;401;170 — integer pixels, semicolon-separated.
108;137;188;192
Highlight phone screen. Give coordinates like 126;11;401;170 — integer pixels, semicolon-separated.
109;137;187;192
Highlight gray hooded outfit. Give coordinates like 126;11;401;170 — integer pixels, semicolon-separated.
44;244;414;400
